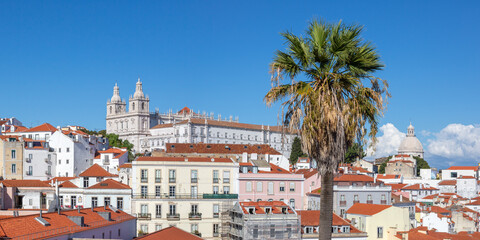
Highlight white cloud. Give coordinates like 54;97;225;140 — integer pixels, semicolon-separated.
427;124;480;160
366;123;405;159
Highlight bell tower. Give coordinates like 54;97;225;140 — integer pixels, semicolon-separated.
107;83;126;116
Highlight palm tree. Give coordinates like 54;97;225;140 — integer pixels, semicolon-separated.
265;20;389;240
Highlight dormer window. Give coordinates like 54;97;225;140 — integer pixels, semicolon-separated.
265;207;271;214
248;208;255;214
282;208;287;214
252;167;258;174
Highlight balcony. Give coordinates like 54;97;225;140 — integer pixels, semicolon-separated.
192;231;201;237
213;233;219;237
339;201;346;207
166;213;180;220
380;200;387;204
141;178;148;183
169;178;176;183
103;160;110;165
137;213;151;220
213;178;220;183
203;193;238;199
223;178;230;184
25;158;31;163
44;158;51;164
133;193;238;200
189;212;202;220
213;212;219;218
26;171;32;176
191;178;198;183
353;200;360;204
155;178;161;183
367;200;373;204
45;170;51;176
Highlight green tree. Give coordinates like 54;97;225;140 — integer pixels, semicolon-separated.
379;162;387;174
290;137;307;164
414;156;430;175
265;19;388;240
344;142;366;163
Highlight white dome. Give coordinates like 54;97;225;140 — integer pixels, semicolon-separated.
133;78;145;99
398;123;424;158
110;83;122;103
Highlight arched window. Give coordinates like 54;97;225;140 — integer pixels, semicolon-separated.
109;106;112;114
142;102;145;110
132;102;135;111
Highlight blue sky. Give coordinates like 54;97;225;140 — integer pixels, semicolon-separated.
1;1;479;168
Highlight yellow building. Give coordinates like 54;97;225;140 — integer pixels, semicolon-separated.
346;203;410;240
0;135;24;180
132;156;239;239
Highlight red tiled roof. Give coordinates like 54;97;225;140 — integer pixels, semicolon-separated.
438;180;457;185
239;201;294;215
466;200;480;206
428;206;451;214
135;226;203;240
136;156;234;163
350;167;373;173
458;176;476;179
386;183;408;191
95;148;127;159
1;180;51;188
22;123;57;133
376;174;401;179
45;177;77;184
61;129;88;136
346;203;391;216
165;143;281;155
58;181;78;188
88;179;130;189
178;107;193;114
334;174;378;182
293;169;319;179
118;163;132;168
258;163;291;174
79;164;116;177
445;166;479;171
297;210;363;233
0;207;135;239
0;135;22;142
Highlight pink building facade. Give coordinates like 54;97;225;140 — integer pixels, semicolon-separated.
238;163;305;209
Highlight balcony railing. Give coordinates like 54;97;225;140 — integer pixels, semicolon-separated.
380;200;387;204
169;178;176;183
141;178;148;183
353;200;360;204
137;213;151;220
44;158;51;164
339;201;347;207
25;158;31;163
192;231;201;237
189;212;202;220
213;178;219;183
103;160;110;165
155;178;161;183
366;200;373;204
191;178;198;183
213;212;219;218
45;171;51;176
213;233;219;237
166;213;180;220
26;171;32;176
223;178;230;183
133;193;238;200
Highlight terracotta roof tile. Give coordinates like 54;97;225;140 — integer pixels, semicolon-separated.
1;180;51;188
151;118;291;133
297;210;363;233
136;156;234;163
386;183;408;191
58;181;78;188
118;163;132;168
402;184;438;190
445;166;479;171
258;163;291;174
334;174;378;182
438;180;457;185
135;226;203;240
376;174;401;179
88;179;130;189
79;164;116;177
165;143;281;155
346;203;391;216
22;123;57;133
293;169;319;179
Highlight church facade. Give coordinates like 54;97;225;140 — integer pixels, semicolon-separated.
106;80;297;156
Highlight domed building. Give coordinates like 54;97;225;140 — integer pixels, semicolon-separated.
398;124;424;159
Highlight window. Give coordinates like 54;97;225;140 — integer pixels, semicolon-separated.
66;159;69;164
27;166;32;175
213;204;219;218
141;186;148;198
451;172;458;178
169;204;176;215
354;195;359;202
92;197;98;207
141;169;148;182
268;182;274;195
169;170;176;183
246;182;252;192
156;204;162;218
213;224;219;234
191;170;198;183
28;153;33;160
58;148;61;153
104;197;110;207
256;182;263;192
191;186;198;198
191;224;198;233
253;225;259;238
140;224;147;234
155;169;161;183
213;170;219;183
191;204;198;214
169;186;176;197
305;227;313;234
270;224;275;237
289;182;295;192
155;224;162;231
83;177;89;188
223;171;230;183
381;194;386;200
11;150;16;159
58;159;61;164
155;186;161;197
213;186;219;194
279;182;285;192
223;186;230;194
377;227;383;238
66;148;70;152
289;199;295;209
11;164;16;174
118;228;121;236
117;197;123;209
59;196;63;206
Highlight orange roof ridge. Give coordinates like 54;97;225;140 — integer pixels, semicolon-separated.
88;179;130;189
22;123;57;133
346;203;392;216
79;164;116;177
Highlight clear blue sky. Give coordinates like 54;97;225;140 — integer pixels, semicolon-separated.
1;1;479;168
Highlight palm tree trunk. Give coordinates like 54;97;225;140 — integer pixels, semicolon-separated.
319;171;334;240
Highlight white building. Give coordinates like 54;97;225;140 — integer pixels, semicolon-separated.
118;163;132;186
401;184;439;201
49;130;108;177
421;211;452;233
456;176;478;199
441;166;479;180
93;147;128;174
23;139;56;180
106;80;297;156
